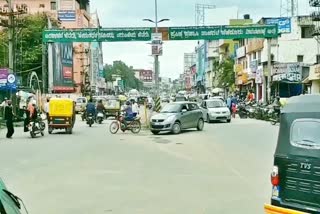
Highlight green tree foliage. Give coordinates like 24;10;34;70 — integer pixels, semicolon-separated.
104;60;143;90
0;13;58;86
215;58;235;88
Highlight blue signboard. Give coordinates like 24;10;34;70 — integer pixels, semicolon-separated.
58;10;76;21
265;18;291;34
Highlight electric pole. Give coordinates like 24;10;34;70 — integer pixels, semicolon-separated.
7;0;13;74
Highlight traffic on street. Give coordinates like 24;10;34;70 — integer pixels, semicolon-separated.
0;0;320;214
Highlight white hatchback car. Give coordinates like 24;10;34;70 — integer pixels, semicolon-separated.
200;99;231;123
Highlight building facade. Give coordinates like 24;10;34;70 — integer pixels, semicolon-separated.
0;0;93;94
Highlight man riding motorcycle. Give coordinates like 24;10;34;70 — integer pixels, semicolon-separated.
122;101;134;126
86;98;96;120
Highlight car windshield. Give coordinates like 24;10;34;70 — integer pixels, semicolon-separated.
290;119;320;149
160;104;181;113
76;98;86;103
175;97;185;101
207;100;226;108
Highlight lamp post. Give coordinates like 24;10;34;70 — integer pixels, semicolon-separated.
143;0;169;96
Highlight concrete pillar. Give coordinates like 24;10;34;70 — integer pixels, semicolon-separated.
311;80;320;94
256;83;259;102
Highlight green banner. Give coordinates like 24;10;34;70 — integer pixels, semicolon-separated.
168;25;278;40
43;28;152;43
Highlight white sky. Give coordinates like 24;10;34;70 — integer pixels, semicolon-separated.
91;0;311;79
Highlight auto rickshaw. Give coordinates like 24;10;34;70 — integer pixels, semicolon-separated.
264;94;320;214
48;98;76;134
104;97;121;119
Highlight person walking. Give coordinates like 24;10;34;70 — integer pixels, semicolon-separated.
4;100;14;139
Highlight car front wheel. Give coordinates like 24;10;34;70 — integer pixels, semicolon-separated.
197;118;204;131
227;119;231;123
172;122;181;134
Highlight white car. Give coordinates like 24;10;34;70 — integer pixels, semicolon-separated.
200;99;231;123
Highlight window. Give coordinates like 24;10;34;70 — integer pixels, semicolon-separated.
297;55;304;62
188;103;199;111
317;55;320;64
39;4;45;8
290;119;320;149
50;1;56;10
301;26;314;39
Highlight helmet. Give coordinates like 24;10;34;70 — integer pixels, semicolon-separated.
126;101;131;105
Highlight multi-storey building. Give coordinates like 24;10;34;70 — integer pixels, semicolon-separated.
0;0;93;94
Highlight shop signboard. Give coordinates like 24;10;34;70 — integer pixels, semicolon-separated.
196;43;207;82
272;63;302;82
265;18;291;34
0;68;8;88
234;64;243;75
255;66;263;84
58;10;76;21
250;60;258;72
309;64;320;80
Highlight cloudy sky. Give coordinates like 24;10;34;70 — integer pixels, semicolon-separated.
91;0;310;79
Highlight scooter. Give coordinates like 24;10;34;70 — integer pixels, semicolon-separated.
29;118;45;138
96;111;104;124
87;113;94;127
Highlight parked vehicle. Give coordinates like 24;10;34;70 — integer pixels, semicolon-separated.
269;105;281;125
174;96;188;102
0;178;26;214
29;115;45;138
149;101;204;135
265;94;320;214
109;112;141;134
48;98;76;134
200;99;231;123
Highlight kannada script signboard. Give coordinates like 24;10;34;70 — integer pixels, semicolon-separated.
43;25;278;43
168;25;278;40
43;28;152;43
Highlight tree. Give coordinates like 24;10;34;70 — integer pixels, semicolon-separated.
0;13;59;87
215;57;235;89
104;61;143;90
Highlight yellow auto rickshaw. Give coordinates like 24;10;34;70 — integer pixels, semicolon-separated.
48;98;75;134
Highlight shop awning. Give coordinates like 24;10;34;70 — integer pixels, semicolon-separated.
302;77;310;84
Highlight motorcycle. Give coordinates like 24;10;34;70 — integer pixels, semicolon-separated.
29;117;45;138
269;106;280;125
109;112;141;134
96;111;104;124
86;113;94;127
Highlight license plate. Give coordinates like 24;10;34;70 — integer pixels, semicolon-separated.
272;186;280;197
154;122;161;125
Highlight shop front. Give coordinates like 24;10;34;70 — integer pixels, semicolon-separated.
271;63;303;98
304;64;320;94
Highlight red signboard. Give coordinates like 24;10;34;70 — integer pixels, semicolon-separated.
139;69;153;82
63;67;73;78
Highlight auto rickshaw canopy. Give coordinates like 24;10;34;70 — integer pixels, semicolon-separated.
49;98;75;117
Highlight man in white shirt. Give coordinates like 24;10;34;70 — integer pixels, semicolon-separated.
132;100;139;115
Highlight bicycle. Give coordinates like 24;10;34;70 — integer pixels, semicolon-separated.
109;112;141;134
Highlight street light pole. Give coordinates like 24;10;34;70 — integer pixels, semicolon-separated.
154;0;160;96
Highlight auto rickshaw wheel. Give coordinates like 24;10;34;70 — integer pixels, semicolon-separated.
48;127;53;134
66;127;73;134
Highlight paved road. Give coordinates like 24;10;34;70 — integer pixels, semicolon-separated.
0;116;278;214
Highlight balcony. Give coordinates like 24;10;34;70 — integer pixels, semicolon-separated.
310;0;320;7
246;39;264;53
